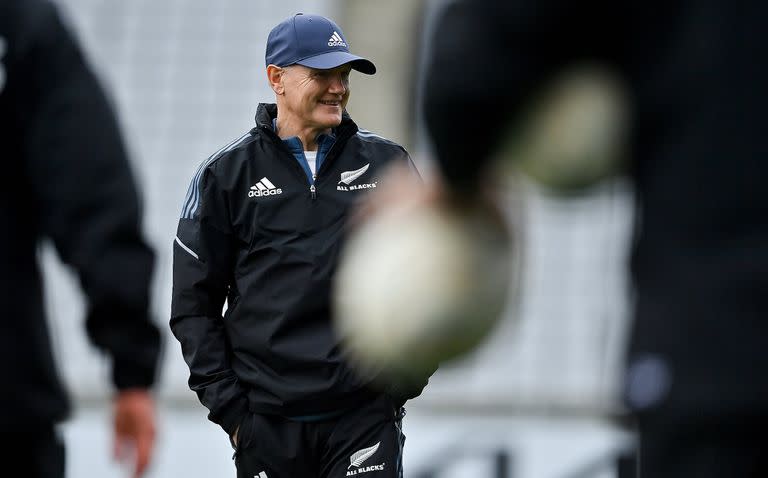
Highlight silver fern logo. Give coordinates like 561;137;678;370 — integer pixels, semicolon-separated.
339;164;370;185
337;164;377;192
348;442;380;469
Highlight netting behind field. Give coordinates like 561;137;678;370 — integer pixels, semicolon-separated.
43;0;634;416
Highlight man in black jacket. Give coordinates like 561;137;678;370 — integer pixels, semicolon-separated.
414;0;768;476
171;13;426;478
0;1;162;477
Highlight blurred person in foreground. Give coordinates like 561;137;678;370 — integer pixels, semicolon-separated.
0;0;162;476
170;13;428;478
349;0;768;476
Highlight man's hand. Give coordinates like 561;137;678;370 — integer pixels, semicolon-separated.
113;388;156;478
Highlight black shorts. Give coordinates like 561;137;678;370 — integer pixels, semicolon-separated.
232;394;406;478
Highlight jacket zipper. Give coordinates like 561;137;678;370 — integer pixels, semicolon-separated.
310;175;317;200
309;126;354;201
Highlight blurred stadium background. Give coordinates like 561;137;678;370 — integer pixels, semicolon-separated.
43;0;636;476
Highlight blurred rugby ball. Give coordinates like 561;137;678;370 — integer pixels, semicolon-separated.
332;200;514;383
502;65;628;194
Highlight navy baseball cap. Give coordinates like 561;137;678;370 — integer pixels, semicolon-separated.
265;13;376;75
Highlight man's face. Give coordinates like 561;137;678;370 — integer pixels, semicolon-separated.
280;64;352;132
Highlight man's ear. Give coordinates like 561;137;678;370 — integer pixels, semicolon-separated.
267;65;285;95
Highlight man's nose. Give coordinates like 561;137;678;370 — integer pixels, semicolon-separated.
328;74;347;93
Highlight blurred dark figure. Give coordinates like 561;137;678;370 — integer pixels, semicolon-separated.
0;1;162;477
420;0;768;476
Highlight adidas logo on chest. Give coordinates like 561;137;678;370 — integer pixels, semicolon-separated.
248;177;282;197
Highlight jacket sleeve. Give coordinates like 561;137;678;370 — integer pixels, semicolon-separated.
171;165;249;435
18;0;161;390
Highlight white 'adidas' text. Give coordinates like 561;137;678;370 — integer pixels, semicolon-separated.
248;177;282;197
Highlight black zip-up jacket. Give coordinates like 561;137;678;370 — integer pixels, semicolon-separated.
171;103;423;435
0;0;161;427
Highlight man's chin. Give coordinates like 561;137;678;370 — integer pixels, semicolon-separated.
317;114;343;129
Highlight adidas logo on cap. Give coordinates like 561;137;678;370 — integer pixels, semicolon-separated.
328;31;347;47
